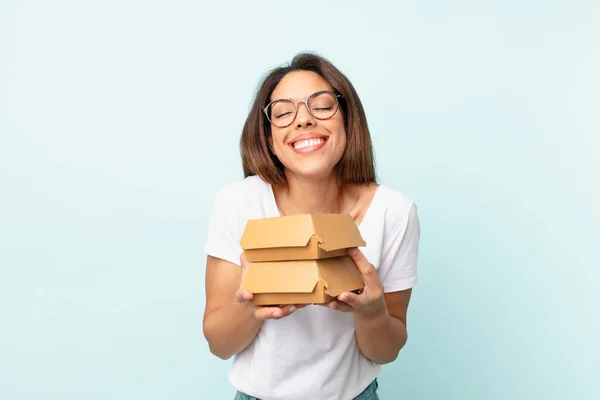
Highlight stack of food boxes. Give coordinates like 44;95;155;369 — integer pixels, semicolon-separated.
240;214;366;306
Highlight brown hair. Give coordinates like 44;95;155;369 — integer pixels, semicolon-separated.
240;52;376;186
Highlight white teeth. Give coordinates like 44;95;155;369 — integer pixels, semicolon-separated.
293;138;325;149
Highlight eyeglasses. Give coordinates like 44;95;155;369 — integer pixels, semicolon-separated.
263;90;342;128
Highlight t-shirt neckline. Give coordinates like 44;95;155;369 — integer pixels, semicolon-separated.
264;180;384;229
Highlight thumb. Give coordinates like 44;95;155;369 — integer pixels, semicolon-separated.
337;291;363;309
235;288;253;303
236;252;253;303
240;252;250;280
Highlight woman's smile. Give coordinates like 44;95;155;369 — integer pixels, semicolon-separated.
289;133;329;154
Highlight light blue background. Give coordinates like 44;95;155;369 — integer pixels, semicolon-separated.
1;1;599;399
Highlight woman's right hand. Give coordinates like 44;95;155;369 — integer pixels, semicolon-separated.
235;253;307;320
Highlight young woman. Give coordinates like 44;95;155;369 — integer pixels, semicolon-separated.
203;52;420;400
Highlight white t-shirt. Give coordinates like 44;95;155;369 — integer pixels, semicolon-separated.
204;175;420;400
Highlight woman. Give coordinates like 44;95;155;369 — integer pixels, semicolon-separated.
203;52;420;400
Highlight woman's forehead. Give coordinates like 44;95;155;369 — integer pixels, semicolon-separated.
271;70;333;100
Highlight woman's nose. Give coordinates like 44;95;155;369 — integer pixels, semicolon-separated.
295;102;314;127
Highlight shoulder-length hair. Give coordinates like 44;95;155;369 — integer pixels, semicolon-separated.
240;52;376;186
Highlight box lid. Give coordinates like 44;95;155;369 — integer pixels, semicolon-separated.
315;256;363;297
240;214;366;252
243;256;364;296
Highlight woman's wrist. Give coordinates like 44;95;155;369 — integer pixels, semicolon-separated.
354;302;390;325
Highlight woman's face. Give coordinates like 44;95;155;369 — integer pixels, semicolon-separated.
268;70;347;182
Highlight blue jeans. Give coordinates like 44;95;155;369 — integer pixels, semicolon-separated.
234;378;379;400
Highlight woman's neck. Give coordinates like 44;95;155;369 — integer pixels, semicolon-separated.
273;173;347;216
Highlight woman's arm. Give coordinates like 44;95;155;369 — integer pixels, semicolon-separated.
202;254;304;360
325;247;412;364
202;255;262;360
352;290;411;364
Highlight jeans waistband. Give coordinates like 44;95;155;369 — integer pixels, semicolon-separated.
234;378;378;400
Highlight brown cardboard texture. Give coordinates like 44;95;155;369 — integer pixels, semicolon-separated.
239;214;366;305
243;256;364;305
240;214;366;262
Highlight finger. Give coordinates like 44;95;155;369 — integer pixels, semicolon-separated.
348;247;381;288
254;304;302;320
254;306;284;320
235;289;253;303
239;252;250;275
337;291;364;309
281;304;304;315
275;304;307;311
238;253;253;300
323;300;352;312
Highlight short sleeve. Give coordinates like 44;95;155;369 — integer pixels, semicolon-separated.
204;186;244;267
378;202;420;292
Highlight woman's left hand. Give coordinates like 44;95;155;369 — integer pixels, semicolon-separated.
322;247;386;316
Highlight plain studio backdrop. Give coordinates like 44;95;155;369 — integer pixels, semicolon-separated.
1;1;599;399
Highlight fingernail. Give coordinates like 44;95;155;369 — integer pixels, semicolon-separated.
273;311;282;318
289;306;297;313
348;247;358;255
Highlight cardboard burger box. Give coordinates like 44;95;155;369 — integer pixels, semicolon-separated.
240;214;366;306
